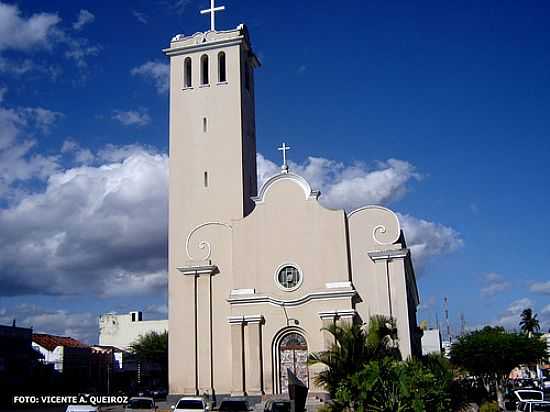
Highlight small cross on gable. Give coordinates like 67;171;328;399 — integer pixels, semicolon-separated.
278;142;291;173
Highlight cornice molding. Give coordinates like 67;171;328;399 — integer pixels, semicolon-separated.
368;248;409;261
227;289;356;307
177;263;218;276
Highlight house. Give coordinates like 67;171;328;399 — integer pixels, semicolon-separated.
32;333;91;391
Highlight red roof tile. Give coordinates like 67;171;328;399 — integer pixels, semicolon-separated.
32;333;88;351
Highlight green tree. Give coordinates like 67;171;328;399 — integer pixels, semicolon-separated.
129;331;168;384
450;326;548;407
308;316;399;400
519;308;540;336
335;356;452;412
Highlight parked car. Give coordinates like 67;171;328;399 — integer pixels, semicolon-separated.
151;387;168;400
126;397;157;411
171;397;209;412
65;406;98;412
264;399;291;412
506;390;545;411
217;399;251;412
516;401;550;411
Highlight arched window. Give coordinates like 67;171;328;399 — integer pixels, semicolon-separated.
218;52;226;83
184;57;192;88
200;54;209;85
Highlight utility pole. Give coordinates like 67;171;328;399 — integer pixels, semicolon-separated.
460;312;465;337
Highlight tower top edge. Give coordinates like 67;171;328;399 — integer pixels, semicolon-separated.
163;23;256;57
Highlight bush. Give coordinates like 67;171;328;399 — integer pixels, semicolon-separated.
479;401;499;412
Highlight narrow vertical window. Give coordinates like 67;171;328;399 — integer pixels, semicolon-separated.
203;117;207;132
201;54;209;85
218;52;226;83
184;57;192;88
204;171;208;187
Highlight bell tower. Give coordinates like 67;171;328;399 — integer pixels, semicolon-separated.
163;7;260;396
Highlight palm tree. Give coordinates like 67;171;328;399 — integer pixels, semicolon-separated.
519;308;540;336
308;315;399;398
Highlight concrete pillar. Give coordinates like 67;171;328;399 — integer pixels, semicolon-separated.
245;315;264;395
229;317;245;396
319;313;337;351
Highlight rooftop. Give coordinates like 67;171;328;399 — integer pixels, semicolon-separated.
32;333;88;351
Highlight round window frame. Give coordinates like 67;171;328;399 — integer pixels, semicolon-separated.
274;263;303;292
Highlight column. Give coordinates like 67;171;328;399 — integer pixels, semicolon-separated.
318;312;337;351
229;317;245;396
245;315;264;395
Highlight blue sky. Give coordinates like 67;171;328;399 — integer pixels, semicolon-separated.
0;0;548;343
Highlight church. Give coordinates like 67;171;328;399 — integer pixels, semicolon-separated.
164;2;421;399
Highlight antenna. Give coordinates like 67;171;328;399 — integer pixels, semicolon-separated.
460;312;465;336
444;297;452;343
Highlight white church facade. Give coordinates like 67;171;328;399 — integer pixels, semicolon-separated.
165;5;421;398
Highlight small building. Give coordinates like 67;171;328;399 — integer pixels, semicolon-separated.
0;324;33;399
32;333;91;392
421;329;442;355
99;311;168;350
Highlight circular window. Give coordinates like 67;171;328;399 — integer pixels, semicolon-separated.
276;265;302;291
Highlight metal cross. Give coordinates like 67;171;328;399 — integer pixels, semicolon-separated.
278;142;291;173
200;0;225;31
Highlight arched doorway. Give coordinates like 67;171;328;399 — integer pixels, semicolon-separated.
277;332;309;392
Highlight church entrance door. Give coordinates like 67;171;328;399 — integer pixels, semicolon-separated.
278;332;309;392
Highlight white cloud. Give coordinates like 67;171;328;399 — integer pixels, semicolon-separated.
0;2;60;52
0;143;168;297
112;110;151;127
0;304;97;343
72;9;94;31
0;56;61;80
132;10;148;24
480;272;511;297
257;153;461;268
494;298;533;329
22;107;63;133
146;303;168;317
131;61;170;94
0;144;461;297
61;139;95;164
0;3;100;77
529;281;550;295
397;214;463;267
62;36;100;69
257;154;422;210
0;105;61;197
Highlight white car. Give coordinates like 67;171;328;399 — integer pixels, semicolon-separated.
515;390;545;402
65;406;98;412
171;397;209;412
125;397;157;411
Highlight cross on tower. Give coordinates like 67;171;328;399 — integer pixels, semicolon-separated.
200;0;226;32
278;142;291;173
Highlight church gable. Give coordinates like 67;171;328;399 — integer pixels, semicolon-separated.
231;173;350;296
